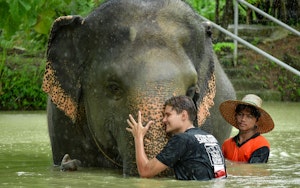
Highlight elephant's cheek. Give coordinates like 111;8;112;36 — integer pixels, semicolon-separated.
129;93;174;176
144;121;168;159
127;89;178;160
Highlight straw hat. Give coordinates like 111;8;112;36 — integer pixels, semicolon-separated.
219;94;274;134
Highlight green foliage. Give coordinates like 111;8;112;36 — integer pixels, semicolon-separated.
297;88;300;97
250;61;300;102
254;64;260;71
185;0;222;20
0;0;105;110
0;0;104;51
0;55;47;110
246;0;263;4
275;72;300;102
251;37;261;46
213;42;235;56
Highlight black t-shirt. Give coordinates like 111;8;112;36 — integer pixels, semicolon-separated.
156;128;226;180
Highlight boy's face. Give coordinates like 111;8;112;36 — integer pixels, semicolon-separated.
162;105;186;134
235;108;257;132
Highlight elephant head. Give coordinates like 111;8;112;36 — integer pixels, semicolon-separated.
43;0;234;176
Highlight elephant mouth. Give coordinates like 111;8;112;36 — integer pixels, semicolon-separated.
85;116;123;168
91;130;123;168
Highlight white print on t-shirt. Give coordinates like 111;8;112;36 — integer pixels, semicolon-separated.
194;134;225;166
205;144;224;166
194;134;218;144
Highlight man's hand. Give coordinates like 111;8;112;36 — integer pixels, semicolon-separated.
126;111;167;178
126;111;154;140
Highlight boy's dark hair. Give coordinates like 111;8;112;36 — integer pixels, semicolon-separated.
235;104;261;120
164;95;197;122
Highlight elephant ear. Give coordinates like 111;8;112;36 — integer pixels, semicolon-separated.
42;15;87;123
191;21;216;126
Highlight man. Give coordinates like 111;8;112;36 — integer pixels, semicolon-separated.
219;94;274;163
126;95;226;180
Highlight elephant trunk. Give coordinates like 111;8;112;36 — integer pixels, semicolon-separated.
126;84;183;176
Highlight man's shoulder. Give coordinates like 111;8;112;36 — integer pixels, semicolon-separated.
170;130;197;144
186;127;211;135
253;134;270;146
181;128;219;144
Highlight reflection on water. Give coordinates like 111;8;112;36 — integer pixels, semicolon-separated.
0;102;299;187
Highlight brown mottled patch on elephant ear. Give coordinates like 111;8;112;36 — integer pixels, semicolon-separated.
42;61;77;122
197;73;216;126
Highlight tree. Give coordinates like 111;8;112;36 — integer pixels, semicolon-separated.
0;0;104;52
217;0;234;41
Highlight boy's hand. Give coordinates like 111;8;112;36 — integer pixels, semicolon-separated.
126;111;154;139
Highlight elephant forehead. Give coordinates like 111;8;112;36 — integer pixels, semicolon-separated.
99;48;197;87
133;48;197;80
90;47;198;86
85;0;202;49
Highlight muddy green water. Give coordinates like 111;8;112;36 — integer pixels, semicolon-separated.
0;102;299;188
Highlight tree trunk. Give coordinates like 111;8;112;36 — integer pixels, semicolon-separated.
218;0;234;42
285;0;300;24
215;0;220;25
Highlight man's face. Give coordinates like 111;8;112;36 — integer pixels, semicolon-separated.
235;108;257;132
162;105;185;134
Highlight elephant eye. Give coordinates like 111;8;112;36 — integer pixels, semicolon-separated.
105;82;124;100
186;86;197;98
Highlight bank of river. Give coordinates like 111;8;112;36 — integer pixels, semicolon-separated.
0;102;299;187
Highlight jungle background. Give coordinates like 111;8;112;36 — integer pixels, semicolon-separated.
0;0;299;110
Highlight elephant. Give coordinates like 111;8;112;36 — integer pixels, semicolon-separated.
42;0;235;176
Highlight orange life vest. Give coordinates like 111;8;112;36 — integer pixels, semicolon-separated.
222;135;270;162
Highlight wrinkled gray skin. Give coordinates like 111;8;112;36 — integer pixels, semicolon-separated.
43;0;235;176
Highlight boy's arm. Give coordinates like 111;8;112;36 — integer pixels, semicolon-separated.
126;111;168;178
